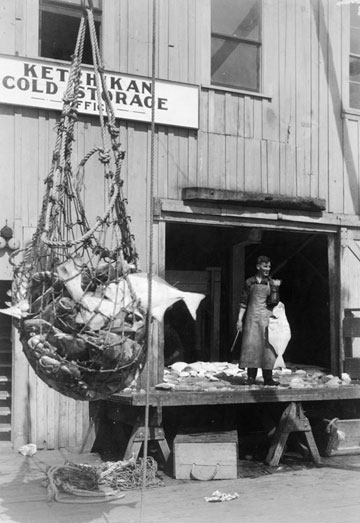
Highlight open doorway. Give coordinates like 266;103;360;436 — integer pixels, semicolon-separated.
165;222;331;370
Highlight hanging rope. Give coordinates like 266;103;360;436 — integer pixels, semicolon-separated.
3;0;205;408
8;2;147;402
140;0;157;504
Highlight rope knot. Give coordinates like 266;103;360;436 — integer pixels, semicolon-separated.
98;149;111;164
68;109;79;121
107;124;119;137
95;216;105;225
63;95;75;105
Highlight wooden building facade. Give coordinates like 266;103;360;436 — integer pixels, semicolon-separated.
1;0;360;450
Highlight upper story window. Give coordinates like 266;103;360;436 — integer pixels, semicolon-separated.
350;4;360;109
211;0;261;92
39;0;102;64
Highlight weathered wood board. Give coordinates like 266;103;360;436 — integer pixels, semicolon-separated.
173;430;238;480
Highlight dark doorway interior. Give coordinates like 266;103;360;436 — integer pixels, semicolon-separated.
165;223;331;370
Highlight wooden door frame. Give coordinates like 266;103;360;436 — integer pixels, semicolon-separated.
155;209;341;376
328;233;341;376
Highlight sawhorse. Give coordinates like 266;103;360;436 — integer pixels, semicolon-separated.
123;407;170;462
81;402;170;464
265;402;321;466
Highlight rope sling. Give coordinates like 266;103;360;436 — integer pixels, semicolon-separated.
9;5;147;401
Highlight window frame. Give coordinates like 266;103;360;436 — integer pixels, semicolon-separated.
38;0;102;63
349;4;360;111
210;0;262;94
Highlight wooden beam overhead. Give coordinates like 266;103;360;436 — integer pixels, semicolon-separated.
182;187;326;213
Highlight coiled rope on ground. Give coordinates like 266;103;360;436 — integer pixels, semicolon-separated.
99;456;164;491
45;457;163;503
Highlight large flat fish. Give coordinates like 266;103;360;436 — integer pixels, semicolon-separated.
57;258;205;328
57;259;123;330
106;272;205;322
268;301;291;369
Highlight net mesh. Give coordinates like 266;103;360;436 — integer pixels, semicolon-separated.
9;7;146;401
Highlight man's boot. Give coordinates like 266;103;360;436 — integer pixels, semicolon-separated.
262;369;279;386
247;367;257;385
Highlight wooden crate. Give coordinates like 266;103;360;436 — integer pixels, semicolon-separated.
325;419;360;456
173;430;238;480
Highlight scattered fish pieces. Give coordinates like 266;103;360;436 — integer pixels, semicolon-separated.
18;443;37;457
155;382;175;390
161;360;349;391
207;375;219;382
324;376;341;387
169;361;188;373
178;371;190;378
289;377;307;389
341;373;352;384
204;490;239;503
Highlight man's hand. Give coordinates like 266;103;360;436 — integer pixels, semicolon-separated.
236;308;245;332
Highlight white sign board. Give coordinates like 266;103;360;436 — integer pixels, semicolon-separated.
0;55;199;129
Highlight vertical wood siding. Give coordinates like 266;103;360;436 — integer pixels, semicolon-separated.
2;0;360;442
137;0;359;219
2;1;360;215
8;109;112;450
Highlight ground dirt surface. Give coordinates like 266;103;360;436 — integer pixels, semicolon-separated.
1;442;360;523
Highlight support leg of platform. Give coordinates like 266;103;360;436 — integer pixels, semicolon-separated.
265;402;321;467
80;401;103;453
123;406;170;463
124;424;170;462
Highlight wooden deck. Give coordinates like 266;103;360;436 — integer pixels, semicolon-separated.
101;385;360;466
110;384;360;407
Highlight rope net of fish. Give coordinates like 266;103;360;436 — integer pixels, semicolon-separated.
6;6;147;401
46;458;163;503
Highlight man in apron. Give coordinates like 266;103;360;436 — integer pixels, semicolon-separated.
236;255;281;386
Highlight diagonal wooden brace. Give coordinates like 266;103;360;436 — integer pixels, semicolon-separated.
123;407;170;463
265;402;321;467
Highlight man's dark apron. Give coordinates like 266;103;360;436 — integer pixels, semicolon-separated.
239;281;276;370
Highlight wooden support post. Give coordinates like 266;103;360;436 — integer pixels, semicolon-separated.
265;402;321;467
80;420;97;454
80;400;103;453
124;424;170;462
123;406;170;463
230;243;245;349
207;267;221;361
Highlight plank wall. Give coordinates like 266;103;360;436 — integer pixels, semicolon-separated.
102;0;360;217
3;0;359;255
2;0;360;445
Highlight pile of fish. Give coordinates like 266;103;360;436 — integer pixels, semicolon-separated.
1;257;205;400
148;361;353;393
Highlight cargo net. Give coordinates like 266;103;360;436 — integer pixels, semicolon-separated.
9;8;146;401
